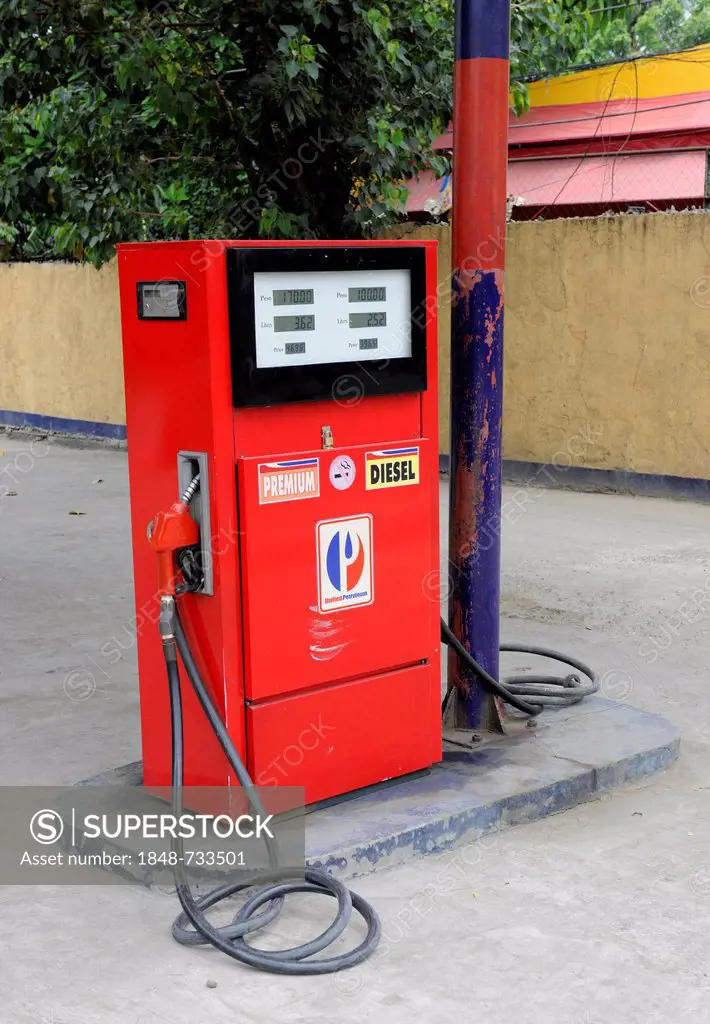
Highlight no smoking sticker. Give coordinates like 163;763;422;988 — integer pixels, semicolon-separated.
329;455;356;491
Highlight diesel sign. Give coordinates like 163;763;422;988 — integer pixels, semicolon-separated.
365;447;420;490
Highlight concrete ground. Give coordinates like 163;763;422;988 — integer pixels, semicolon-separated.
1;432;708;1024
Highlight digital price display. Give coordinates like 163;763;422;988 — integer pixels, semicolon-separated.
253;268;411;369
349;312;386;329
273;289;314;306
349;287;386;303
273;315;315;333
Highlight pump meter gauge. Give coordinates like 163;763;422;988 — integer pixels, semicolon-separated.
349;287;387;303
227;245;427;407
273;289;314;306
251;268;409;370
137;280;187;320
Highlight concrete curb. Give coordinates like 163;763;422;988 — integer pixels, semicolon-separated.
78;697;679;881
306;698;680;878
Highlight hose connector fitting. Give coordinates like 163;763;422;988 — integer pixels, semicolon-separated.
159;595;177;663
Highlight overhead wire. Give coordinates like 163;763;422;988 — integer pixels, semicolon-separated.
520;44;710;217
519;43;710;83
529;57;632;219
510;93;710;131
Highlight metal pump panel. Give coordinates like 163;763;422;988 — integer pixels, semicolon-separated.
117;239;441;805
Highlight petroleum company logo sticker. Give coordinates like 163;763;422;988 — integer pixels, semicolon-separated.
316;515;373;613
365;447;420;490
258;458;320;504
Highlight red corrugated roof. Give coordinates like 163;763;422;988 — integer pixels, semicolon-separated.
404;150;706;215
432;91;710;154
405;170;452;216
509;150;707;207
410;91;710;216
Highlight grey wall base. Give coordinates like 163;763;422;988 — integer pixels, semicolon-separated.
440;453;710;504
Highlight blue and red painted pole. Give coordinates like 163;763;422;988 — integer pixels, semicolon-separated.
447;0;510;730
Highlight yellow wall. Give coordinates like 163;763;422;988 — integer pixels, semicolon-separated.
391;214;710;480
0;261;125;425
504;213;710;479
527;44;710;107
3;212;710;481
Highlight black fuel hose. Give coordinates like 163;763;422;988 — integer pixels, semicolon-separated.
441;618;599;714
161;599;381;975
161;475;594;970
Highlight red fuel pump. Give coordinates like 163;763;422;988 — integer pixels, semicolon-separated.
117;240;442;807
116;239;599;975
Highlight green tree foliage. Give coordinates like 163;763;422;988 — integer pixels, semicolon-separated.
0;0;634;264
636;0;710;51
577;0;710;64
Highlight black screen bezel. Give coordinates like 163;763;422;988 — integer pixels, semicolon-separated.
227;246;428;408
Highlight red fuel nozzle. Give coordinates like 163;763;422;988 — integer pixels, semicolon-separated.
149;501;199;596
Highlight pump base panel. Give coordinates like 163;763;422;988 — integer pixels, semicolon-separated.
247;664;438;796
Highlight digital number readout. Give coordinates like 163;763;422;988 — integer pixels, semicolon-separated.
253;266;412;369
273;289;314;306
349;312;387;329
349;287;387;303
274;315;316;332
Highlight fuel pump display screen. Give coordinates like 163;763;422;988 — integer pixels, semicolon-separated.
136;280;187;320
273;315;316;333
273;289;314;306
349;312;387;329
227;245;427;407
253;268;410;369
349;287;386;303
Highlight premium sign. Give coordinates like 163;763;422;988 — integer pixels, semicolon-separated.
258;458;320;504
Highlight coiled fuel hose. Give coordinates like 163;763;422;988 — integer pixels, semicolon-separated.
161;599;381;974
440;620;599;716
161;476;597;973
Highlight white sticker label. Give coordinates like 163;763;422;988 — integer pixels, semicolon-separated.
365;447;419;490
316;515;374;613
258;458;320;504
329;454;356;491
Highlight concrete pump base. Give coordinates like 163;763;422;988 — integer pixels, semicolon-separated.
78;695;679;881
